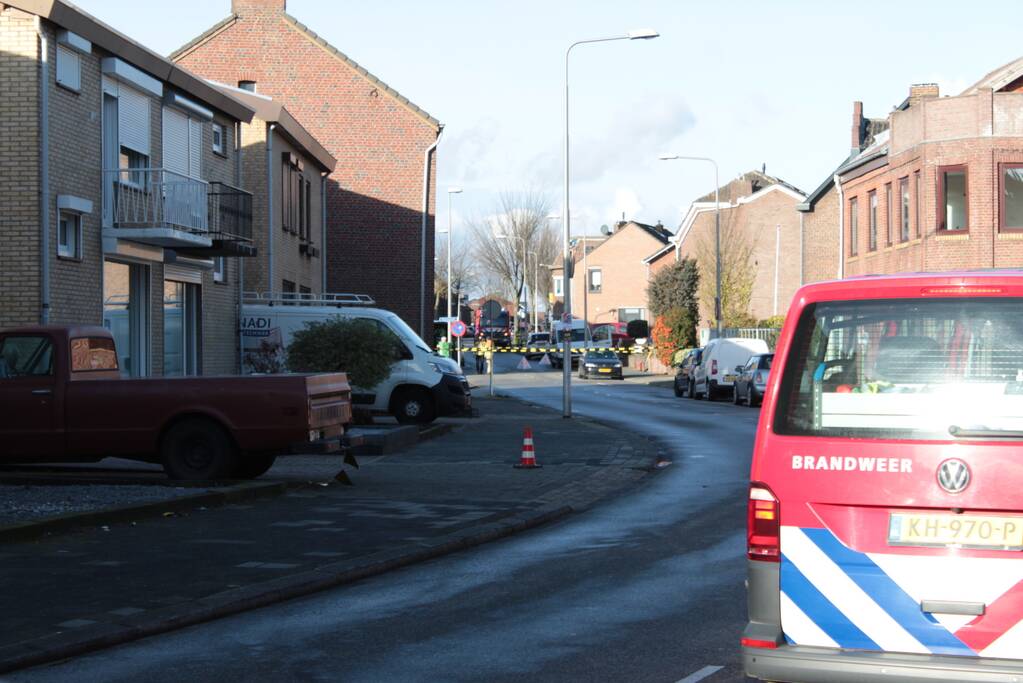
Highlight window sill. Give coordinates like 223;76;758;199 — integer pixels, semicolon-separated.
997;231;1023;240
56;82;81;95
212;149;228;159
936;231;969;241
56;254;82;263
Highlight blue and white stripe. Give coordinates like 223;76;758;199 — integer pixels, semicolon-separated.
780;526;975;656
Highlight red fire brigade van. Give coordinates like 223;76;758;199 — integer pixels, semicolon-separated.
744;272;1023;682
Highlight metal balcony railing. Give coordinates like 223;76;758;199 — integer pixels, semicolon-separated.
207;181;253;243
103;168;208;233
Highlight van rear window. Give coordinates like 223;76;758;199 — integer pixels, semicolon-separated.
775;298;1023;439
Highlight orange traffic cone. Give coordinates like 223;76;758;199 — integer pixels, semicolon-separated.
514;426;542;469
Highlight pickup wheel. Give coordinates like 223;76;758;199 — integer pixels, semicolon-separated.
161;418;237;481
392;388;436;424
234;455;277;479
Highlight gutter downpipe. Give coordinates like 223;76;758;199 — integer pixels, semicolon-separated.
420;128;443;340
37;18;51;325
236;121;244;372
834;174;845;279
267;123;276;292
321;172;327;292
799;211;805;286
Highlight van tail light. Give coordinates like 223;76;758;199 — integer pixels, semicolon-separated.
754;371;765;386
748;483;780;562
740;637;778;649
711;359;718;375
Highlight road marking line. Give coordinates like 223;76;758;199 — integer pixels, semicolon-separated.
675;665;724;683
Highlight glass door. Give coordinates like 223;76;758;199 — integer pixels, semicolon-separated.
103;260;149;376
164;280;201;376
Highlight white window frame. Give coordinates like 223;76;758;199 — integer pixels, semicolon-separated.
553;275;564;297
212;123;225;156
588;268;602;293
213;256;225;283
55;44;81;92
57;210;82;259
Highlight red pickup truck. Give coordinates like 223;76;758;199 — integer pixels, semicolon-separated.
0;325;352;480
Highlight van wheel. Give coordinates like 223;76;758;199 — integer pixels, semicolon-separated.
234;455;277;479
673;379;684;397
733;385;741;404
161;418;237;480
687;379;696;399
393;388;436;424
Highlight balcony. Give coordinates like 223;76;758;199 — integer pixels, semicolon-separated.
102;170;255;256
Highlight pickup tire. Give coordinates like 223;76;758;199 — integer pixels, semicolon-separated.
392;387;436;424
234;455;277;479
161;418;237;480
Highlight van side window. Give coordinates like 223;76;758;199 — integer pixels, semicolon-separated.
0;336;54;378
775;298;1023;439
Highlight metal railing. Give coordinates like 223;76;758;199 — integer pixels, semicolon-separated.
243;291;377;307
208;181;253;242
103;168;208;233
718;327;782;350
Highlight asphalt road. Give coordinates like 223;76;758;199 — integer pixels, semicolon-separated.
12;357;760;683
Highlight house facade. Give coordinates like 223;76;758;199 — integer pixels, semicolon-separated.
566;222;671;327
648;171;805;327
0;0;257;376
171;0;443;337
212;84;336;299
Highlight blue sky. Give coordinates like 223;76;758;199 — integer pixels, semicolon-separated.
79;0;1021;243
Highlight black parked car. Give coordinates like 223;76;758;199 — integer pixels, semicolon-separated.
673;347;703;397
578;349;623;379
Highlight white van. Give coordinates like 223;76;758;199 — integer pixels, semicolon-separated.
240;292;470;423
692;336;769;400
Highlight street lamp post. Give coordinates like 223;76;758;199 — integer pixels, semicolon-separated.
562;28;659;418
658;154;721;338
445;187;463;345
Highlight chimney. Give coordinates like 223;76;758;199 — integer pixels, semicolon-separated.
909;83;939;103
232;0;286;15
851;101;865;152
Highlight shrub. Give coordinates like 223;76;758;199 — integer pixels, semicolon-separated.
287;317;399;389
650;307;697;367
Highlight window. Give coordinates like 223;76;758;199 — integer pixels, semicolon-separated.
212;123;225;156
56;45;80;91
70;337;118;372
938;165;968;231
848;197;858;256
587;268;602;293
1000;163;1023;231
884;183;892;246
281;154;303;233
304;179;312;241
163;280;200;377
298;174;306;239
900;177;911;241
618;307;645;323
238;81;257;92
775;297;1023;441
282;279;296;299
0;336;54;378
868;191;877;251
553;275;564;297
914;171;921;237
212;256;225;283
118;146;149;188
58;210;82;259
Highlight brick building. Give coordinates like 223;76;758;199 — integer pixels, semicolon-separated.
211;83;335;298
805;59;1023;278
548;235;607;323
647;171;806;329
171;0;443;337
564;221;672;327
0;0;257;376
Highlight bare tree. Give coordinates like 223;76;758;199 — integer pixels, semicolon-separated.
469;190;558;333
695;211;758;328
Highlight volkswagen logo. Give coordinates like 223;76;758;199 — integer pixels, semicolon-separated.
937;459;971;494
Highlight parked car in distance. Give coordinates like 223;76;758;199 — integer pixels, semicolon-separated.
692;337;769;400
578;349;623;380
524;332;551;360
0;325;352;480
733;353;773;407
745;272;1023;681
673;347;703;397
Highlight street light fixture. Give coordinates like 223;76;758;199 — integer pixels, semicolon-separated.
659;154;721;338
561;29;659;418
445;187;463;344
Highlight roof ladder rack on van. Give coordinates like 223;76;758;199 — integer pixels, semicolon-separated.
242;291;377;307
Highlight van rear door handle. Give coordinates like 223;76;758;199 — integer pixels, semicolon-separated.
30;388;52;396
921;600;985;616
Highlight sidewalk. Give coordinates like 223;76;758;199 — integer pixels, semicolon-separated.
0;395;660;673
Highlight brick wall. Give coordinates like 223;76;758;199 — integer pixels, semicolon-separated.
173;2;440;334
0;8;41;328
800;187;840;284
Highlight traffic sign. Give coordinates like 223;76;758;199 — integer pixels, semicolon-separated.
451;320;467;338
